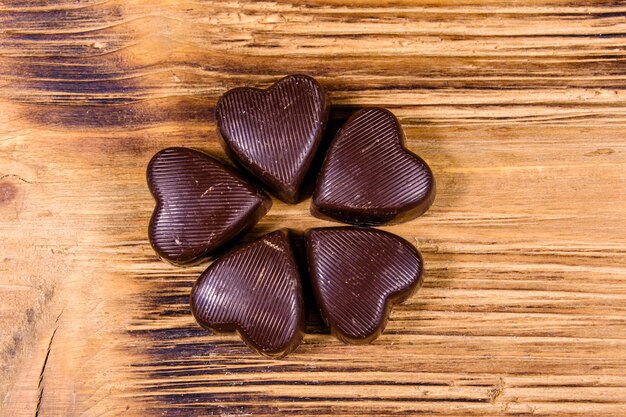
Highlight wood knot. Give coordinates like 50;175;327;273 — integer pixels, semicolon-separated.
0;182;18;205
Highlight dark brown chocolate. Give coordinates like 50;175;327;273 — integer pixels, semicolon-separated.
216;74;329;203
304;227;423;344
312;107;435;226
190;230;304;358
147;147;271;266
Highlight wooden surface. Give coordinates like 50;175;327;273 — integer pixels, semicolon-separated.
1;0;626;416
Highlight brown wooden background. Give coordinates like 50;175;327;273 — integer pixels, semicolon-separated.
1;0;626;416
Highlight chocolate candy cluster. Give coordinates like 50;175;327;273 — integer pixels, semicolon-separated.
148;75;435;357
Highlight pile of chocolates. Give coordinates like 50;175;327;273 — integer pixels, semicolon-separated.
147;75;435;357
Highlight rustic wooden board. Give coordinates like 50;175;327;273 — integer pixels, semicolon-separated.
1;0;626;416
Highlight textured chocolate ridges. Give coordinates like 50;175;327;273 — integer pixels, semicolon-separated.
312;107;435;226
304;227;423;344
190;230;305;358
147;147;271;266
216;74;329;203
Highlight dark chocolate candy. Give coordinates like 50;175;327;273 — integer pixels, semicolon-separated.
148;147;271;266
304;227;423;344
216;74;329;203
312;107;435;226
190;230;304;357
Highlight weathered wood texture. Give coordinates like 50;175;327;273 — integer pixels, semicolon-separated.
1;0;626;416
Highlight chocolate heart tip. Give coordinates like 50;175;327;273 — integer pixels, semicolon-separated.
147;147;272;266
312;107;436;226
190;229;305;358
216;74;329;203
304;227;423;345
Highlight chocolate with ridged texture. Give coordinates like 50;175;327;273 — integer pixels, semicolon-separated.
190;230;304;358
148;147;271;266
312;107;435;226
304;227;423;344
216;74;329;203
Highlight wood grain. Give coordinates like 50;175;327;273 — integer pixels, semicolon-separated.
1;0;625;416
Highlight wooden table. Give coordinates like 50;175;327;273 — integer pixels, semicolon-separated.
1;1;625;416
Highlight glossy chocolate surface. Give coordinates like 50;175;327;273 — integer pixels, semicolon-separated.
148;147;271;266
312;107;435;226
304;227;423;344
216;74;329;203
191;230;304;358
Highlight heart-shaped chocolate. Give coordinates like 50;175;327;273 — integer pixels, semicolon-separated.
148;147;271;265
190;230;304;357
216;74;329;203
304;227;423;344
312;107;435;226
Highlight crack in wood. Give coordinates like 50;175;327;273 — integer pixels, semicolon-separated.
0;174;33;184
34;310;63;417
489;376;506;404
